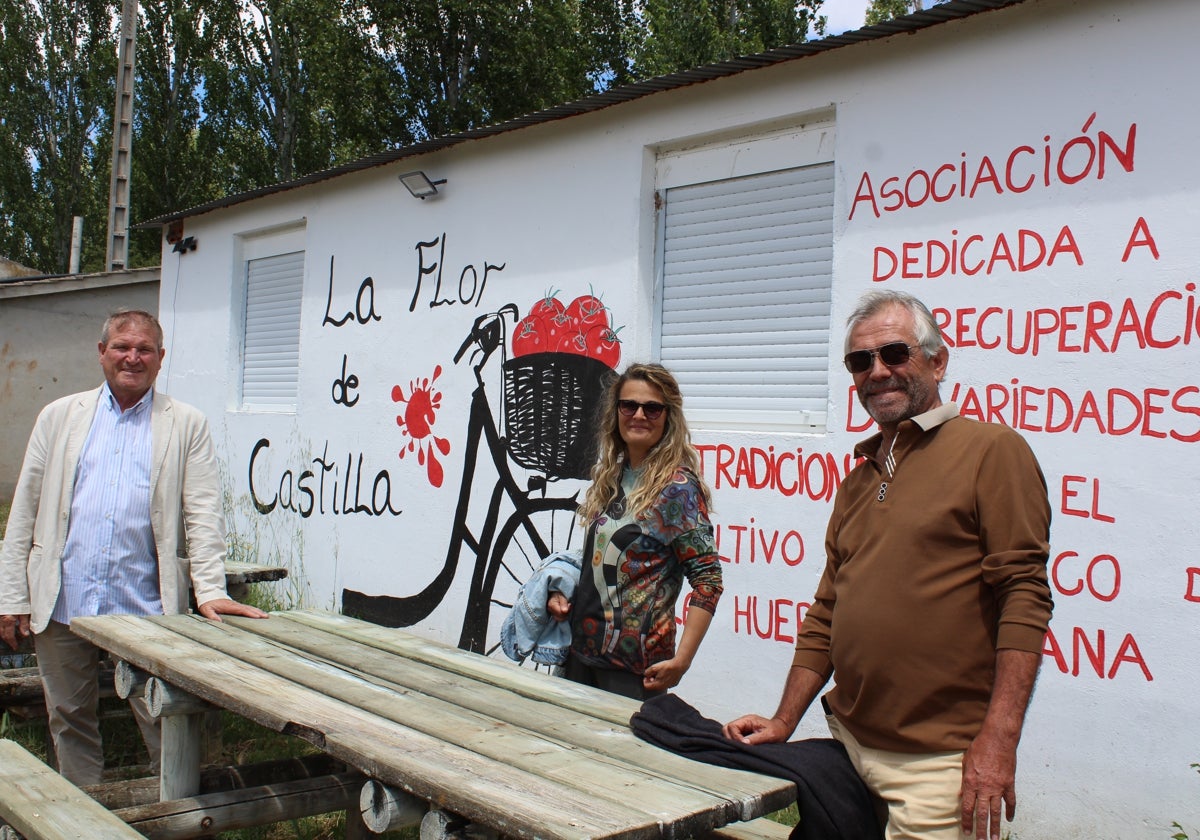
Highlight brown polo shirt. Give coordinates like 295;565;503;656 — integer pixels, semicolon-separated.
793;403;1053;752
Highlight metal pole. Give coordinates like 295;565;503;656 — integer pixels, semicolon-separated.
106;0;138;271
69;215;83;273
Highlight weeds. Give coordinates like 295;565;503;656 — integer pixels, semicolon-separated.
1171;763;1200;839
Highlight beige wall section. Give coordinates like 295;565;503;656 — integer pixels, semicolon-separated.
0;268;159;499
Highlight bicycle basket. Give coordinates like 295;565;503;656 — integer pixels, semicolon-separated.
503;352;612;481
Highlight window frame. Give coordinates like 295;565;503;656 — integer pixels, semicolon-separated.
653;119;836;433
236;224;306;412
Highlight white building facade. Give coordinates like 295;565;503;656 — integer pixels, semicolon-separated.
151;1;1199;835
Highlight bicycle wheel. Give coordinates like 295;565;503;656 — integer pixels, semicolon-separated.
460;495;581;667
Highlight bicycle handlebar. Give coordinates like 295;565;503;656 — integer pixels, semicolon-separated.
454;303;519;368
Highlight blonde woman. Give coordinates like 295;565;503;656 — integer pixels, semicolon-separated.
547;363;723;700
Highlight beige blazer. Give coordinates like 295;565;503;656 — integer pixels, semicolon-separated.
0;387;229;633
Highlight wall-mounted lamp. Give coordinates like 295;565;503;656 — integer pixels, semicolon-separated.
399;171;447;200
172;235;197;254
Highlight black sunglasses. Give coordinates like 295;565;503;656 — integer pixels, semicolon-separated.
843;342;916;374
617;399;667;420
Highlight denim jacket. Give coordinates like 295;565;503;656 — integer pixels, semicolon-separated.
500;549;582;665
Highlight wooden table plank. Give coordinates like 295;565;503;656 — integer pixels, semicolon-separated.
0;739;141;840
70;615;668;840
281;609;640;726
157;614;758;831
240;612;793;820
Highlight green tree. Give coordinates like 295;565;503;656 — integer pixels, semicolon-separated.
632;0;825;79
363;0;635;139
195;0;403;190
0;7;38;269
126;0;223;267
2;0;835;272
865;0;921;26
0;0;116;274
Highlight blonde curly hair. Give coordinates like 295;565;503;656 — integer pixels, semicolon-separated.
577;363;712;523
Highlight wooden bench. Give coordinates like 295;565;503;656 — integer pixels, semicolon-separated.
0;662;116;712
701;816;794;839
221;560;289;601
0;739;142;840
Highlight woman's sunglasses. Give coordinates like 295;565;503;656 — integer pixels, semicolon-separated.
843;342;916;374
617;399;667;421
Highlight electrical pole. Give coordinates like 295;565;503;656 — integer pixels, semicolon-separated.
106;0;138;272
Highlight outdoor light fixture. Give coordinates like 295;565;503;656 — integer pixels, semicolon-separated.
399;171;447;200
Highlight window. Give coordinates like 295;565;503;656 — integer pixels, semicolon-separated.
655;121;835;432
239;226;305;409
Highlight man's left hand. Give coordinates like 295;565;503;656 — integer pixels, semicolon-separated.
197;598;269;622
960;727;1017;840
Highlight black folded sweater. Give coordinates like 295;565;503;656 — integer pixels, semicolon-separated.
629;694;881;840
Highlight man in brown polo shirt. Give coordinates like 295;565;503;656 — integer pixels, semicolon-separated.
724;290;1052;840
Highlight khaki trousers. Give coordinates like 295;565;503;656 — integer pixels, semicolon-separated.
35;620;161;785
826;709;967;840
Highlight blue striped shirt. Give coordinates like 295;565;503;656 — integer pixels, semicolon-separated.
52;385;163;623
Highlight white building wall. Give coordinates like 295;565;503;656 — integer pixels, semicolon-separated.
157;0;1199;835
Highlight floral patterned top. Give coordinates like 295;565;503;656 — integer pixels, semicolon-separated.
570;466;722;675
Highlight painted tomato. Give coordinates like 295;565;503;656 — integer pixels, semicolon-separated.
563;294;608;331
542;307;571;346
529;288;565;321
512;313;548;356
553;327;591;356
585;323;621;368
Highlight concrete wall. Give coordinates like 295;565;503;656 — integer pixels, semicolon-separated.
154;1;1200;836
0;270;159;499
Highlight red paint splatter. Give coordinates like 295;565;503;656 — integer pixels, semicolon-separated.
392;365;451;487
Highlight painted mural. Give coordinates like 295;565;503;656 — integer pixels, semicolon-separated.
164;5;1200;834
342;291;623;656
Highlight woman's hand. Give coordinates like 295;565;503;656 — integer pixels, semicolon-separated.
643;657;687;692
547;591;571;621
645;603;713;693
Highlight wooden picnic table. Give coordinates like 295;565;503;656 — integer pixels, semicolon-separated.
70;609;796;840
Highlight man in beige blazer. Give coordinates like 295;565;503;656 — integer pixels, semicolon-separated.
0;309;266;784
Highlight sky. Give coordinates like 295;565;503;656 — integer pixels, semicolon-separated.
817;0;872;36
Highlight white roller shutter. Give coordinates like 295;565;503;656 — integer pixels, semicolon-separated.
242;250;304;408
658;162;834;431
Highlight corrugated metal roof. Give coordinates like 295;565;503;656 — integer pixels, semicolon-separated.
136;0;1028;228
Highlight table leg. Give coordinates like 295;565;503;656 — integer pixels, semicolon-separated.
146;677;209;801
345;805;372;840
159;712;202;801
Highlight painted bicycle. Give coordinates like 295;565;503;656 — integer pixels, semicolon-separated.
344;304;613;661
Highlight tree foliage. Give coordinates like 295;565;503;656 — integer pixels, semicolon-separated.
0;0;117;274
865;0;922;26
2;0;830;273
633;0;824;79
362;0;635;140
126;0;222;265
